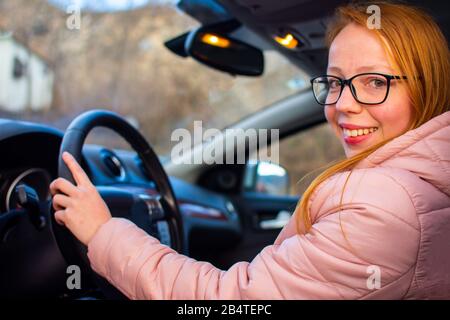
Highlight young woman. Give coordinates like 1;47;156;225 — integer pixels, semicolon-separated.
51;2;450;299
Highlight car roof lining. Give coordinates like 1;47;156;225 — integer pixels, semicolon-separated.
217;0;450;75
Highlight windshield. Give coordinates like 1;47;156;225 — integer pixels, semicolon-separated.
0;1;309;155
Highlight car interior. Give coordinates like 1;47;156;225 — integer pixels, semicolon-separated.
0;0;448;299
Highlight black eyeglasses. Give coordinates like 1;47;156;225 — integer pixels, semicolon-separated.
310;73;408;106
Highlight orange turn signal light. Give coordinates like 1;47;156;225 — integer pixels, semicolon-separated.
200;33;231;48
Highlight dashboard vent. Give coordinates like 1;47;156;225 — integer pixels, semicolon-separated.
101;151;125;180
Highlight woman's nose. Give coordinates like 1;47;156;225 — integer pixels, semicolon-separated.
335;85;363;114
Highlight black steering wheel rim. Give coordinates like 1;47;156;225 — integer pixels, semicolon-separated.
53;109;183;296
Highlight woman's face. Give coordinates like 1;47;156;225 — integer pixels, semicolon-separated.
325;23;413;158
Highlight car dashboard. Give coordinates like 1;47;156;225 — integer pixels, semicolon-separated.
0;118;242;297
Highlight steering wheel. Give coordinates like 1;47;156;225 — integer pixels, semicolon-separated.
52;109;183;298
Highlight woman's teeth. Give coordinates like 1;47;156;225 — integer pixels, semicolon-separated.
343;127;378;137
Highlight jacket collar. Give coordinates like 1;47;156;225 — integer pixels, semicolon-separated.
355;111;450;196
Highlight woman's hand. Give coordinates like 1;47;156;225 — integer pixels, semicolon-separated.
50;152;112;246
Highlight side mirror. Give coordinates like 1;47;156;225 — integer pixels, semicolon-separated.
244;161;290;196
184;24;264;76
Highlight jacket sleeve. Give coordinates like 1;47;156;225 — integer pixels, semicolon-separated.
87;171;420;300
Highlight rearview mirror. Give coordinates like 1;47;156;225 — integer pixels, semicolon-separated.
185;25;264;76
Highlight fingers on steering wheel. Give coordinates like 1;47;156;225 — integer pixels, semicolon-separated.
52;194;72;211
62;152;91;186
50;177;78;197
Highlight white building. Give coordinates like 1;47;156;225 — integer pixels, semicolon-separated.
0;31;54;113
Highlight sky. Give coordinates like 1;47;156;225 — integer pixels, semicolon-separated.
47;0;177;12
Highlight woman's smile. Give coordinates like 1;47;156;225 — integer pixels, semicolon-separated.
339;123;379;145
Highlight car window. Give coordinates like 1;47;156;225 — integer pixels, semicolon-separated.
0;1;309;155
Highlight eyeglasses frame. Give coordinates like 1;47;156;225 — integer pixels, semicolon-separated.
310;72;408;106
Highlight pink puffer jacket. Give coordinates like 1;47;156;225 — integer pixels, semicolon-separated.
87;111;450;299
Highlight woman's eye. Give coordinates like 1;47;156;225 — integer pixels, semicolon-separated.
329;79;341;89
368;78;387;88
